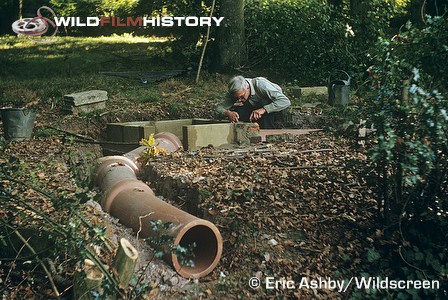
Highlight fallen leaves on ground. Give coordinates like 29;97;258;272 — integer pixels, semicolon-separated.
1;129;379;299
148;131;377;298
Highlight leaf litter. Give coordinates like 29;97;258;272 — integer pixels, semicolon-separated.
1;129;378;299
146;131;377;298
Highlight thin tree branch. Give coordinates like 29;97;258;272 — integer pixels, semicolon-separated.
195;0;216;83
14;230;60;297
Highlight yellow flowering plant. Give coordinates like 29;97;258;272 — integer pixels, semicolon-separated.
139;134;166;159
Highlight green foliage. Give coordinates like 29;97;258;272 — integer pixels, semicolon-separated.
362;15;448;299
49;0;139;35
367;248;381;263
146;220;196;268
366;16;448;220
0;157;120;297
245;0;344;84
244;0;392;85
139;133;167;163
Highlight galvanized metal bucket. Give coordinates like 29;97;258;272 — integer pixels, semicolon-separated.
328;70;351;106
0;107;36;141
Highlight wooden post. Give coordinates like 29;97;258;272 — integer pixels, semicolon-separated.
74;259;104;300
112;238;139;288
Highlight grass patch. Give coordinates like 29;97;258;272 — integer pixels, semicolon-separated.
0;35;207;108
0;34;357;125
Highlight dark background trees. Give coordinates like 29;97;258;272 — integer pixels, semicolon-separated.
1;1;447;298
1;0;447;78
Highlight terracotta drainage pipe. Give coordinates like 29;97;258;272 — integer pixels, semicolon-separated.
94;132;223;278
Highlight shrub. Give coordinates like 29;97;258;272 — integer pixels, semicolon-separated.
364;15;448;298
367;16;448;221
244;0;392;85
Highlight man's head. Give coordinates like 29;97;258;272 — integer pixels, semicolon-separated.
228;75;250;103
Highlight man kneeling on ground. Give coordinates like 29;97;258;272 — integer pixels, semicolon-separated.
216;75;291;129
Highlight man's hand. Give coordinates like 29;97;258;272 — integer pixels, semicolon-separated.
225;110;239;123
250;108;266;122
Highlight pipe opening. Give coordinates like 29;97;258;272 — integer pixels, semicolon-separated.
174;225;219;277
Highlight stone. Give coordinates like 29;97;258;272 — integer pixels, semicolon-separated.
285;85;302;98
265;133;295;143
183;123;234;150
233;122;260;146
63;90;108;115
300;86;328;97
64;90;108;106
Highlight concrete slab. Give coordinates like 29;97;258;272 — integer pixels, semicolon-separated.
64;90;108;106
106;123;124;142
300;86;328;97
183;123;234;150
151;119;192;141
62;101;106;115
259;129;322;142
107;121;155;143
63;90;107;115
122;123;155;143
107;119;321;151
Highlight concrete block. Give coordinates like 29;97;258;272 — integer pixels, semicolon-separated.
106;121;155;143
233;122;260;146
285;86;302;98
300;86;328;97
62;101;106;115
152;119;192;141
63;90;108;115
64;90;108;106
107;119;191;144
183;123;234;150
106;123;124;142
122;122;155;143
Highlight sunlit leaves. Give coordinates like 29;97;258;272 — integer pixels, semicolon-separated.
140;134;167;160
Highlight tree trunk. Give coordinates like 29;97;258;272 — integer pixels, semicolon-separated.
213;0;245;72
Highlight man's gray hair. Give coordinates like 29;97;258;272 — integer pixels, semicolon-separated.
228;75;249;94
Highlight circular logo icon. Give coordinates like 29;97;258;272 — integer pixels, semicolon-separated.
11;6;58;43
249;277;261;289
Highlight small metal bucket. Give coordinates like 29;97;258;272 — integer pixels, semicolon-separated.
328;70;351;106
1;107;36;141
